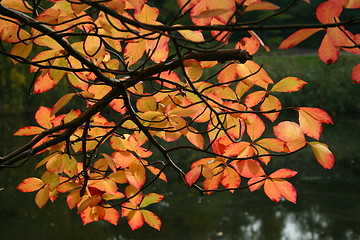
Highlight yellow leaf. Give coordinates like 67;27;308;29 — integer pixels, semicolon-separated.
35;186;50;208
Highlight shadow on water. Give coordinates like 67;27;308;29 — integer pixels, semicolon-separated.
0;113;359;240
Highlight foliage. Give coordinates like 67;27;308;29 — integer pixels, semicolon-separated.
0;0;359;230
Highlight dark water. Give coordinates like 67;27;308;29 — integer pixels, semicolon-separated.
0;115;359;240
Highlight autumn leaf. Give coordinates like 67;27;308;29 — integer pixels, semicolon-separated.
141;210;161;230
17;177;45;192
279;28;323;49
271;77;307;92
308;142;335;169
352;64;360;84
273;121;306;152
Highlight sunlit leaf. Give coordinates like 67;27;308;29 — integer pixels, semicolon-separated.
17;177;44;192
271;77;307;92
35;186;50;208
14;126;44;136
127;210;144;230
279;28;323;49
142;210;161;230
318;33;340;64
234;159;265;178
308;142;335;169
140;193;164;208
316;0;343;24
245;2;280;12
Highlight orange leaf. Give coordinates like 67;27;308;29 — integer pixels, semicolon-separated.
273;121;305;143
124;40;146;66
217;63;238;84
271;77;307;92
256;138;285;152
51;93;76;116
141;210;161;230
316;0;343;24
279;28;323;49
308;142;335;169
175;25;205;42
298;109;322;140
185;165;201;186
318;32;340;64
33;72;56;94
245;2;280;12
10;42;33;64
264;179;281;202
271;179;297;203
14;126;44;136
273;121;306;152
260;95;282;122
17;177;44;192
66;189;81;209
84;35;102;57
2;0;33;13
244;91;266;107
245;114;265;141
221;167;241;192
184;59;203;81
125;185;143;206
297;107;333;124
203;168;224;194
127;210;144;230
193;9;233;18
269;168;298;178
103;207;120;225
35;106;53;129
234;159;265;178
248;176;265;191
352;63;360;84
235;37;260;55
186;128;205;149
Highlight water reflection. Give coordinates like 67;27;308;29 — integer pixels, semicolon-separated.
0;116;359;240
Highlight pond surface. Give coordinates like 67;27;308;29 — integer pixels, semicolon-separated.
0;115;359;240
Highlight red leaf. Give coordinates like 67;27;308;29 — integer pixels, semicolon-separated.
309;142;335;169
316;1;343;24
318;33;340;64
352;64;360;84
185;165;201;186
269;169;298;179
